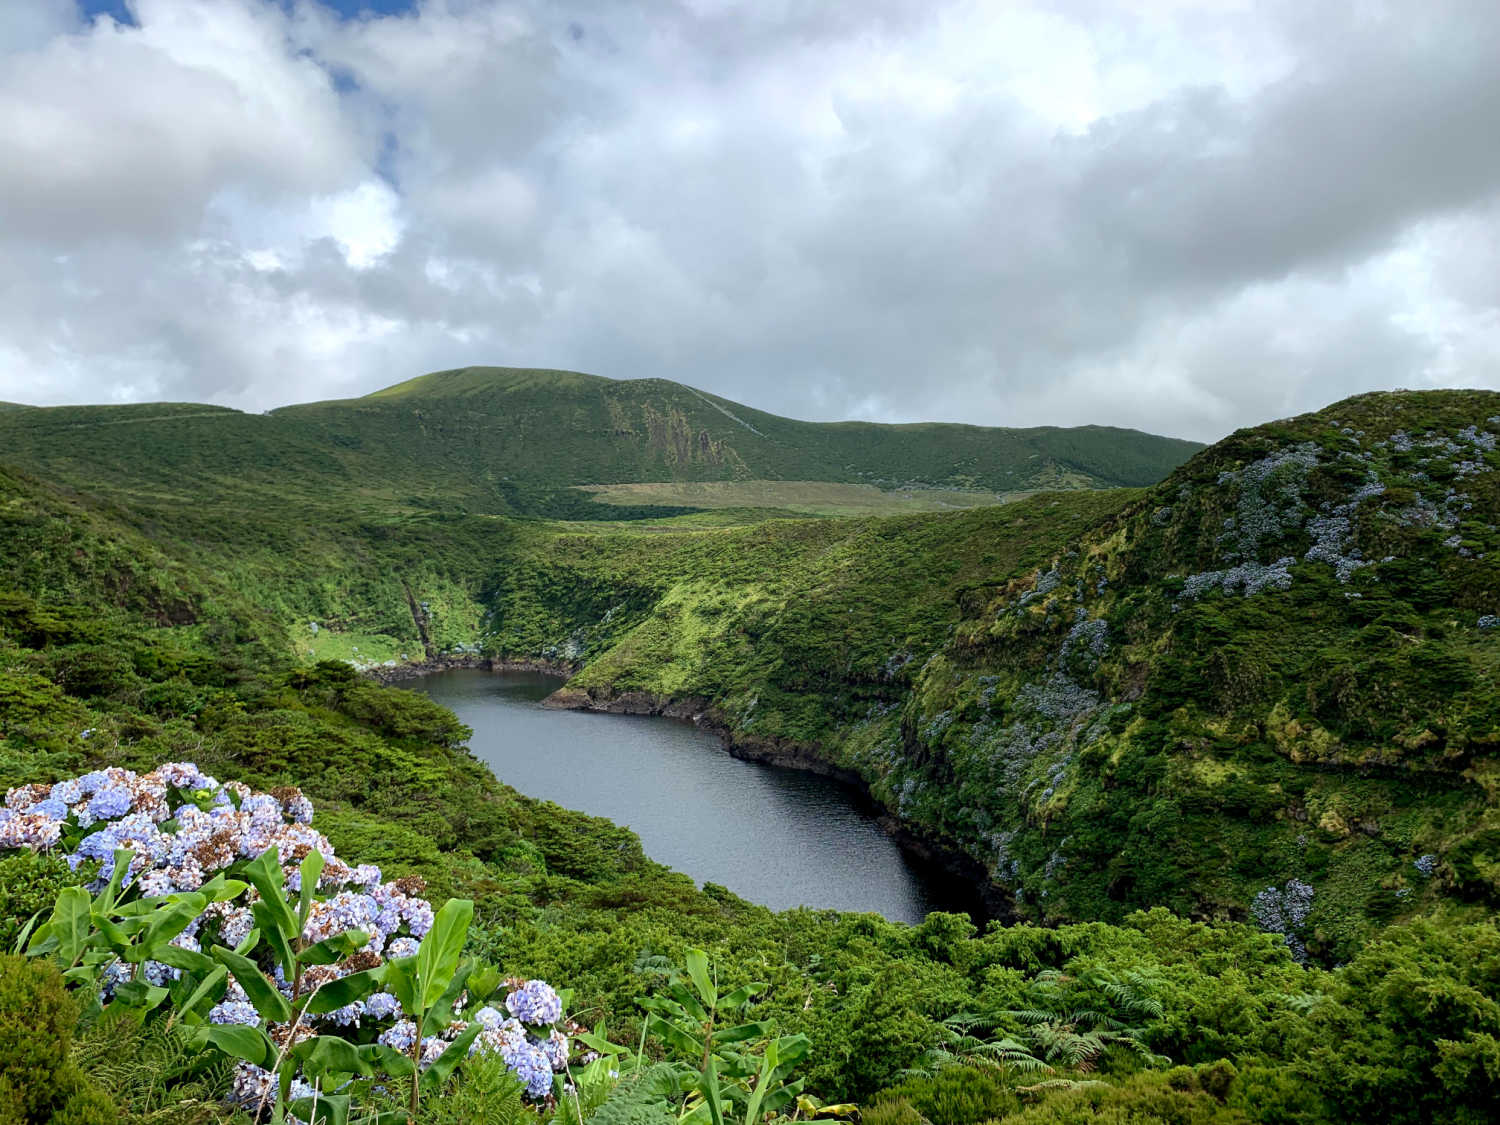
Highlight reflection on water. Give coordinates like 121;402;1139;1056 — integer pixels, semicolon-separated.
408;669;981;924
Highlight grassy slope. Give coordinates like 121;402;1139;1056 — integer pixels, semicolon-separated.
0;368;1201;518
473;391;1500;957
3;389;1500;1120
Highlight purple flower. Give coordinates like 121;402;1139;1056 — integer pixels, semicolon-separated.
210;1000;260;1026
364;992;402;1020
87;786;133;821
505;980;561;1026
379;1020;418;1051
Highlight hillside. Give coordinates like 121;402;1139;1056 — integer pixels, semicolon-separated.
480;390;1500;957
1;385;1498;1123
0;367;1200;519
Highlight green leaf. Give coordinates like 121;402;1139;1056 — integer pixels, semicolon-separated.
685;949;716;1011
383;956;418;1016
47;886;92;967
151;943;215;976
357;1042;416;1079
417;898;473;1011
418;1022;483;1095
291;1035;373;1082
646;1012;703;1059
206;1024;278;1070
241;849;298;943
98;848;134;912
289;1093;349;1125
110;978;169;1013
420;961;473;1040
714;1021;771;1047
720;984;759;1009
303;967;386;1016
298;850;326;933
699;1057;725;1125
298;930;369;967
234;926;261;956
252;900;297;977
197;874;247;903
212;946;293;1024
173;964;228;1025
574;1028;629;1057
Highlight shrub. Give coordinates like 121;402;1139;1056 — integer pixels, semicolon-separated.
0;953;115;1124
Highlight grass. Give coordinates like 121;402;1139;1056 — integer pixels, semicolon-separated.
576;479;1032;516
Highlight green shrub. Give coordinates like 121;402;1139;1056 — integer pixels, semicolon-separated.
0;953;115;1124
872;1067;1016;1125
0;851;83;953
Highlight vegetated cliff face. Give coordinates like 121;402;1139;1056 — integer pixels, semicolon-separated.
878;390;1500;957
504;390;1500;957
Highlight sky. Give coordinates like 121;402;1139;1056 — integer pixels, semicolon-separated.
1;2;1498;440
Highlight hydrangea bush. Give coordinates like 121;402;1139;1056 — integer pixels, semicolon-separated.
4;763;585;1119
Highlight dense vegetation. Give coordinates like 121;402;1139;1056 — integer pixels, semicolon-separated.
0;373;1497;1122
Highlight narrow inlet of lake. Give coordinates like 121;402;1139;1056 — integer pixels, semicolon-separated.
408;669;981;924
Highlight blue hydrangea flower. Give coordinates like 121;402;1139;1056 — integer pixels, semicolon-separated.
505;980;561;1026
28;797;69;821
379;1020;418;1051
209;999;260;1026
364;992;402;1020
87;786;133;821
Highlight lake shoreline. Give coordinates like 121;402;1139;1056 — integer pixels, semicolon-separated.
542;684;1010;923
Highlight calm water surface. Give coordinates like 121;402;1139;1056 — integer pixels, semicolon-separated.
410;669;980;923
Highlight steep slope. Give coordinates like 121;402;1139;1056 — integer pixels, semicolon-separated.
479;390;1500;956
881;390;1500;955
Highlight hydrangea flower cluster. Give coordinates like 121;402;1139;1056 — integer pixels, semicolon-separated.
3;763;577;1107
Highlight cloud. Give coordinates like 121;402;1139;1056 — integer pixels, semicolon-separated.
0;0;1496;440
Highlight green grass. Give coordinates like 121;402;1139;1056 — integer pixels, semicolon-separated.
576;479;1031;516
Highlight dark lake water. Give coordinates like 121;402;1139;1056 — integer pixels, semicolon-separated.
409;669;981;924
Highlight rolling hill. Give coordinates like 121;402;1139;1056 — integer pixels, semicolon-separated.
0;366;1201;517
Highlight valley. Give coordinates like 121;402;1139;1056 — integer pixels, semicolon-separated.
2;368;1497;1123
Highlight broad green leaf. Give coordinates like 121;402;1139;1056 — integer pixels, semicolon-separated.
699;1057;725;1125
298;930;369;967
98;848;134;912
206;1024;277;1070
172;964;228;1026
212;946;293;1024
197;874;247;903
645;1013;703;1059
291;1035;373;1081
383;956;418;1016
685;949;716;1011
303;967;386;1016
110;978;169;1013
714;1021;771;1047
720;984;759;1009
241;850;297;941
290;1093;350;1125
234;926;261;956
416;898;473;1011
298;850;326;933
420;961;473;1039
666;981;710;1024
574;1028;629;1056
48;887;92;967
151;943;215;976
141;897;209;957
418;1022;483;1094
252;900;297;977
357;1042;416;1079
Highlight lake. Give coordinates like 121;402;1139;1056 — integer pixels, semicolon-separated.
409;668;981;923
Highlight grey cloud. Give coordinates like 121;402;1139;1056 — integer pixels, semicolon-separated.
0;0;1497;441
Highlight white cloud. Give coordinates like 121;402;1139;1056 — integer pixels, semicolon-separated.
0;0;1496;441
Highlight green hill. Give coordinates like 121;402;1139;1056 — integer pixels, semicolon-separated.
1;382;1499;1122
477;390;1500;957
0;366;1200;519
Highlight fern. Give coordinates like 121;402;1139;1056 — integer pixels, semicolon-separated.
585;1064;680;1125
